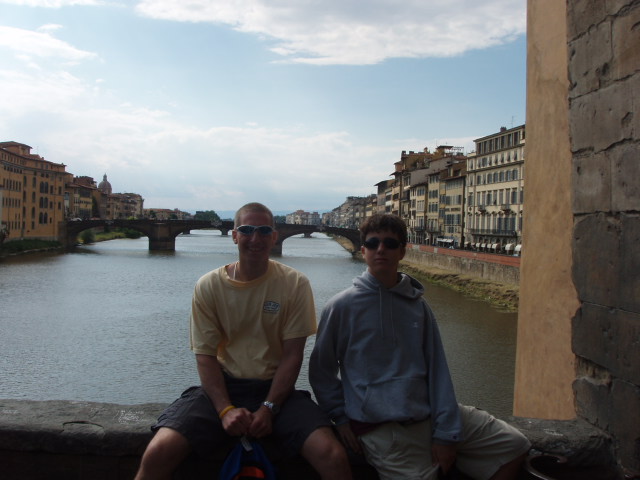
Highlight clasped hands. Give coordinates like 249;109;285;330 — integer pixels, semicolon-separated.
221;405;273;438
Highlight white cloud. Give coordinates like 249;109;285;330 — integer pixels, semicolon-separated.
0;0;104;6
0;57;390;211
134;0;525;65
0;25;98;65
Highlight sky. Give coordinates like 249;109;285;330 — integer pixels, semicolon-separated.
0;0;527;215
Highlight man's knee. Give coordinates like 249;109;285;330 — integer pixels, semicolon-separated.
302;426;349;463
137;427;191;477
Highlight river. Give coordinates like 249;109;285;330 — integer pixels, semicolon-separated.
0;230;518;418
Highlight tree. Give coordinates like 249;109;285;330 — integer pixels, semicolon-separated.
194;210;221;223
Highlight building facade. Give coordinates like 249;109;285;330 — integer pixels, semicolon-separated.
465;125;525;254
0;142;71;242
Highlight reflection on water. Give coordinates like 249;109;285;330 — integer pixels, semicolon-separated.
0;231;517;417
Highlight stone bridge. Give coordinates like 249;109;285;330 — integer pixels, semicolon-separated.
60;219;361;253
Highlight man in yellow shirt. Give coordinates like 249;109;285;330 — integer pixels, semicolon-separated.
135;202;351;480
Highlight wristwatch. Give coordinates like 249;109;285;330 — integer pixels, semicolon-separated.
262;400;280;415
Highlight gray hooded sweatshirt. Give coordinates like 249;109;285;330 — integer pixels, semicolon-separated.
309;269;463;444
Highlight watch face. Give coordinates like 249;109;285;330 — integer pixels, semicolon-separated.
264;401;279;414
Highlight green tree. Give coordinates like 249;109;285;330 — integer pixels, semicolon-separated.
194;210;221;223
80;229;95;244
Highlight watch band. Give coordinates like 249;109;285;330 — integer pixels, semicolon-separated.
262;400;280;415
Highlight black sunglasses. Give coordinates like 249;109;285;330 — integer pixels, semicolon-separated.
363;237;402;250
236;225;274;236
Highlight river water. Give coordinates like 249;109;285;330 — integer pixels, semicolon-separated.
0;231;517;417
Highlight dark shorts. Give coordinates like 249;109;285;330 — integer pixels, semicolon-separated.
153;377;331;458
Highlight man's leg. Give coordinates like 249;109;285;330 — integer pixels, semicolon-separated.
300;426;352;480
135;427;191;480
358;420;439;480
489;452;528;480
455;405;531;480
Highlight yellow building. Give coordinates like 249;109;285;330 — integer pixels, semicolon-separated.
0;141;71;242
465;125;525;254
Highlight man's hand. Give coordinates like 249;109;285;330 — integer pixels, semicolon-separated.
221;407;253;437
248;405;273;438
431;443;457;475
336;422;361;454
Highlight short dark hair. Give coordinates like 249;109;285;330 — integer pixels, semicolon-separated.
359;214;407;245
234;202;274;228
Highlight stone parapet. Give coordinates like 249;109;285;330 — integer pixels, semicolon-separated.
0;399;620;479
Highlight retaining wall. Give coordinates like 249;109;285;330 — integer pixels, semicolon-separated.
404;244;520;286
0;399;619;480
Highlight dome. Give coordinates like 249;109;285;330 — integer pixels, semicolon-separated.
98;174;112;194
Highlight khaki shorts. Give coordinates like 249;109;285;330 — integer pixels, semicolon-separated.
358;404;531;480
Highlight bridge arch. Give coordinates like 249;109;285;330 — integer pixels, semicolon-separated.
61;219;233;250
272;224;361;255
60;219;360;253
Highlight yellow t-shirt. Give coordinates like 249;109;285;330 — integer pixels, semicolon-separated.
189;259;317;380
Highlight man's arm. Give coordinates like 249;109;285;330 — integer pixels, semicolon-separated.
196;353;254;437
248;336;305;437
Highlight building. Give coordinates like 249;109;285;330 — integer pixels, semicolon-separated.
0;141;72;242
465;125;525;254
390;145;466;246
439;162;467;248
285;210;321;225
67;176;99;219
321;195;375;228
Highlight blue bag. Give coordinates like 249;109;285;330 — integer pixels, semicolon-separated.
219;436;278;480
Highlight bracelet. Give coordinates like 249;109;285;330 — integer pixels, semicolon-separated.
218;405;236;419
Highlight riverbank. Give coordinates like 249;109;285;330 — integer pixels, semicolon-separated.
332;236;519;312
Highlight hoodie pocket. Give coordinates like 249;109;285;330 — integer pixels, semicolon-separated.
361;376;430;423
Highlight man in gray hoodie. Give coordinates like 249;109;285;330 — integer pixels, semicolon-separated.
309;213;530;480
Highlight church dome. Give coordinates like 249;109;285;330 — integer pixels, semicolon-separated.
98;174;112;194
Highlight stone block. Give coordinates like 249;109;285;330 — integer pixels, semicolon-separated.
570;80;634;153
611;144;640;213
620;215;640;312
0;400;161;455
573;214;621;307
508;416;615;467
611;2;640;80
567;0;608;40
573;303;640;385
574;376;613;431
611;379;640;472
572;150;612;214
568;20;612;97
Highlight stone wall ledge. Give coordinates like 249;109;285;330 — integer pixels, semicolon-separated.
0;399;618;479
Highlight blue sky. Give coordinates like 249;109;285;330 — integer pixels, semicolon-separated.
0;0;526;214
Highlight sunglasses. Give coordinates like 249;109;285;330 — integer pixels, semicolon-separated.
363;237;402;250
235;225;274;236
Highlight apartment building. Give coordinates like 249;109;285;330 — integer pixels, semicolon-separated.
439;162;467;247
465;125;525;254
285;210;321;225
390;146;466;246
321;195;376;228
0;141;72;242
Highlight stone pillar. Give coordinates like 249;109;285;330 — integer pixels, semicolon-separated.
517;0;640;474
148;224;176;251
514;0;578;419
